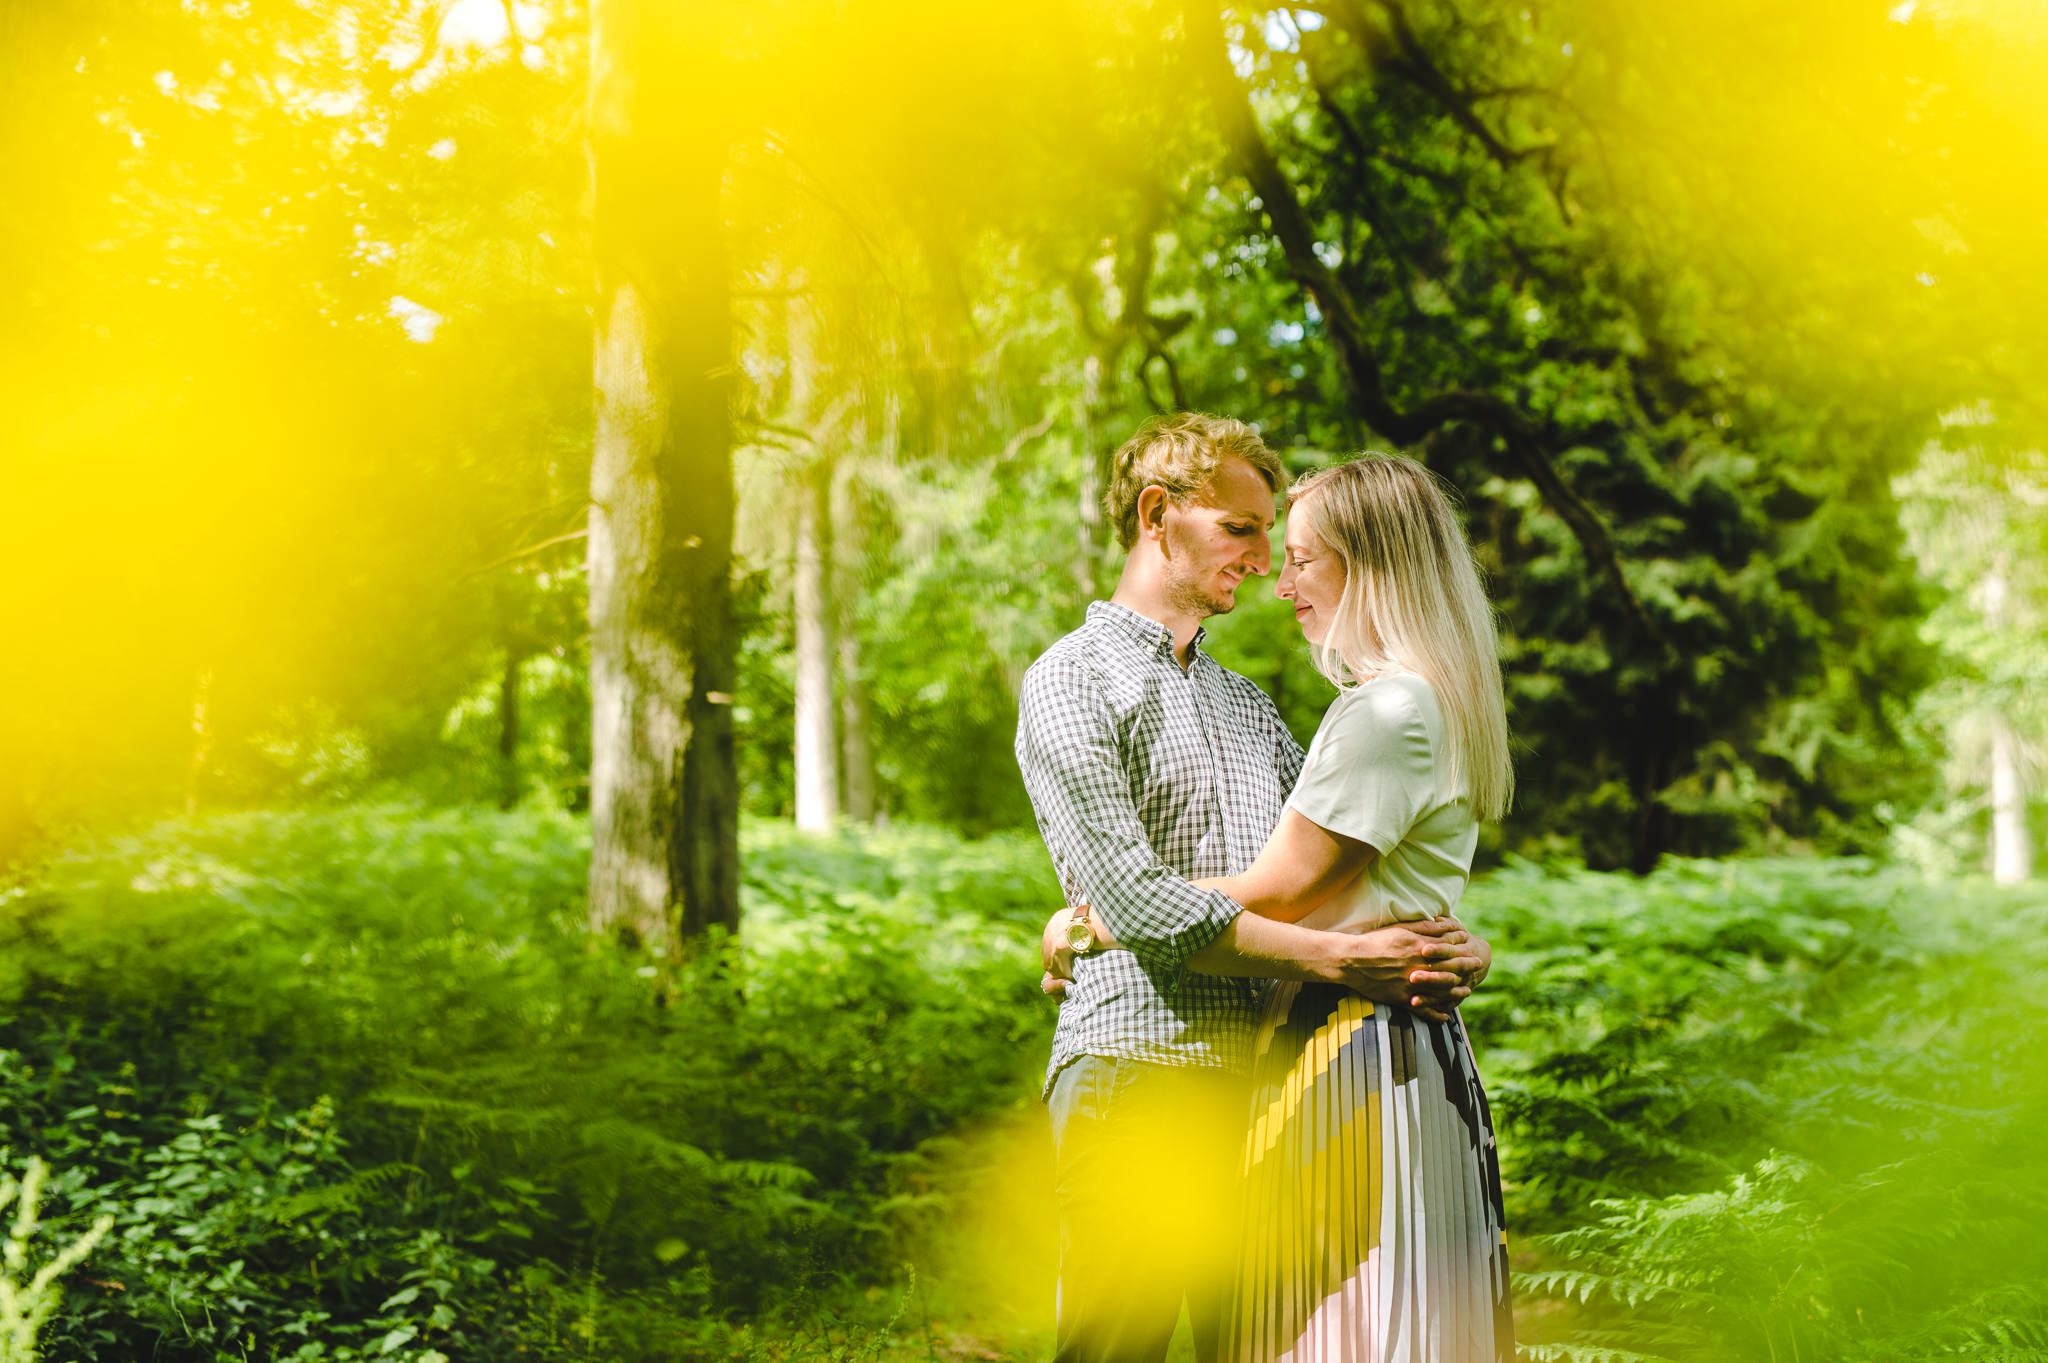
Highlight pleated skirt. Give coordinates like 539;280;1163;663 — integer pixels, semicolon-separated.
1223;983;1513;1363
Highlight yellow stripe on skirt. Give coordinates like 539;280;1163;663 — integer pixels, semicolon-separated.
1224;982;1513;1363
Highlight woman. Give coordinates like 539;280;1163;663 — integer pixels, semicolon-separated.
1056;453;1514;1362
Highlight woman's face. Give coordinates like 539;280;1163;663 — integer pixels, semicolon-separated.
1277;503;1346;646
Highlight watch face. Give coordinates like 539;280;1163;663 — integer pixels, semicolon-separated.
1065;919;1096;953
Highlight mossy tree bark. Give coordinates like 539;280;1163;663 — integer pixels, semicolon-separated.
586;0;738;950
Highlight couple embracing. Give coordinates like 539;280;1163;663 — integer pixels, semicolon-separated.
1017;414;1514;1363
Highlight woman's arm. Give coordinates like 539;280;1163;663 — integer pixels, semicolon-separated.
1190;807;1376;924
1038;803;1489;1019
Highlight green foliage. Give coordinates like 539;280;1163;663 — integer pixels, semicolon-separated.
1461;858;2048;1360
1893;413;2048;874
9;0;2000;873
0;807;1056;1360
0;1157;113;1363
8;810;2046;1359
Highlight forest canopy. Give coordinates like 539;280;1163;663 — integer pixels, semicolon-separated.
4;0;2045;874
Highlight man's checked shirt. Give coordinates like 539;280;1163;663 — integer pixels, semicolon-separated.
1017;601;1305;1095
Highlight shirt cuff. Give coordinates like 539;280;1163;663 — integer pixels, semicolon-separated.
1106;885;1244;988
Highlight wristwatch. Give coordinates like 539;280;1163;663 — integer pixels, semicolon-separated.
1065;902;1097;955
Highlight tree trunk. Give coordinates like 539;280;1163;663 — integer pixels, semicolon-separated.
498;647;522;810
1625;717;1676;874
1982;563;2031;884
184;669;212;817
1075;350;1110;594
1989;713;2031;884
787;289;838;832
793;457;838;830
586;0;739;951
834;465;877;823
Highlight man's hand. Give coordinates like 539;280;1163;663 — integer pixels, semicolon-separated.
1041;906;1074;977
1041;906;1078;996
1041;904;1110;998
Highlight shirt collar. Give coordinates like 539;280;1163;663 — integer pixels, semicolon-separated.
1086;600;1207;664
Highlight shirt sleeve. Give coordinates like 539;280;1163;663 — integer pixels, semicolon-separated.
1015;654;1244;987
1285;681;1435;856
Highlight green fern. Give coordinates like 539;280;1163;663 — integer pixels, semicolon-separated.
0;1157;114;1363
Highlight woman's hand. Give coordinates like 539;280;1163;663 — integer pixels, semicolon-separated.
1040;902;1492;1019
1397;916;1489;1022
1321;916;1487;1023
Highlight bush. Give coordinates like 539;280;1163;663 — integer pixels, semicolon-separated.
0;807;1057;1360
1460;858;2048;1362
11;810;2044;1362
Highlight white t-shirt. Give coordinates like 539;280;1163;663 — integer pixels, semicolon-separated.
1284;670;1477;934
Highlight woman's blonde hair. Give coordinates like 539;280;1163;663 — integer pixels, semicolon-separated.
1290;454;1513;821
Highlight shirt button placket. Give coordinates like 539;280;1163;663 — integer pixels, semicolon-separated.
1182;657;1230;880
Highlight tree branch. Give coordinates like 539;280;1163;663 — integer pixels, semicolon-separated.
1187;0;1660;648
1324;0;1577;219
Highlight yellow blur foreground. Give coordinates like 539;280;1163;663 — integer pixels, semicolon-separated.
914;1073;1248;1357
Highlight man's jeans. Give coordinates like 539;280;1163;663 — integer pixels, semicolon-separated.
1048;1055;1248;1363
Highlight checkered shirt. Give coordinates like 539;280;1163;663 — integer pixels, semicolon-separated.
1017;601;1305;1096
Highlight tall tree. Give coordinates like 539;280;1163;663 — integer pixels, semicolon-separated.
784;294;841;832
1898;412;2046;883
586;0;738;948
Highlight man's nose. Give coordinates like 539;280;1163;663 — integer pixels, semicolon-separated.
1247;535;1272;574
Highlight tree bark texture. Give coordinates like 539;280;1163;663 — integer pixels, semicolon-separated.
586;0;739;950
838;624;877;823
793;456;839;831
499;646;521;810
833;464;877;823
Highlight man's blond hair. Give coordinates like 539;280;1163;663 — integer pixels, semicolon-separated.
1104;413;1287;550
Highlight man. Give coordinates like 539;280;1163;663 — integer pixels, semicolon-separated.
1015;413;1487;1363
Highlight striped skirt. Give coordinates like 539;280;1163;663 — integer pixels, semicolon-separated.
1223;983;1513;1363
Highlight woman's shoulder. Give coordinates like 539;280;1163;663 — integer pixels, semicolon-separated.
1327;669;1438;731
1313;669;1437;764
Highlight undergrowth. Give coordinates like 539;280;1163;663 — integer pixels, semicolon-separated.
2;812;2043;1361
0;807;1053;1360
1461;858;2048;1362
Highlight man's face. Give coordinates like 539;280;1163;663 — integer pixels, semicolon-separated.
1158;455;1277;619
